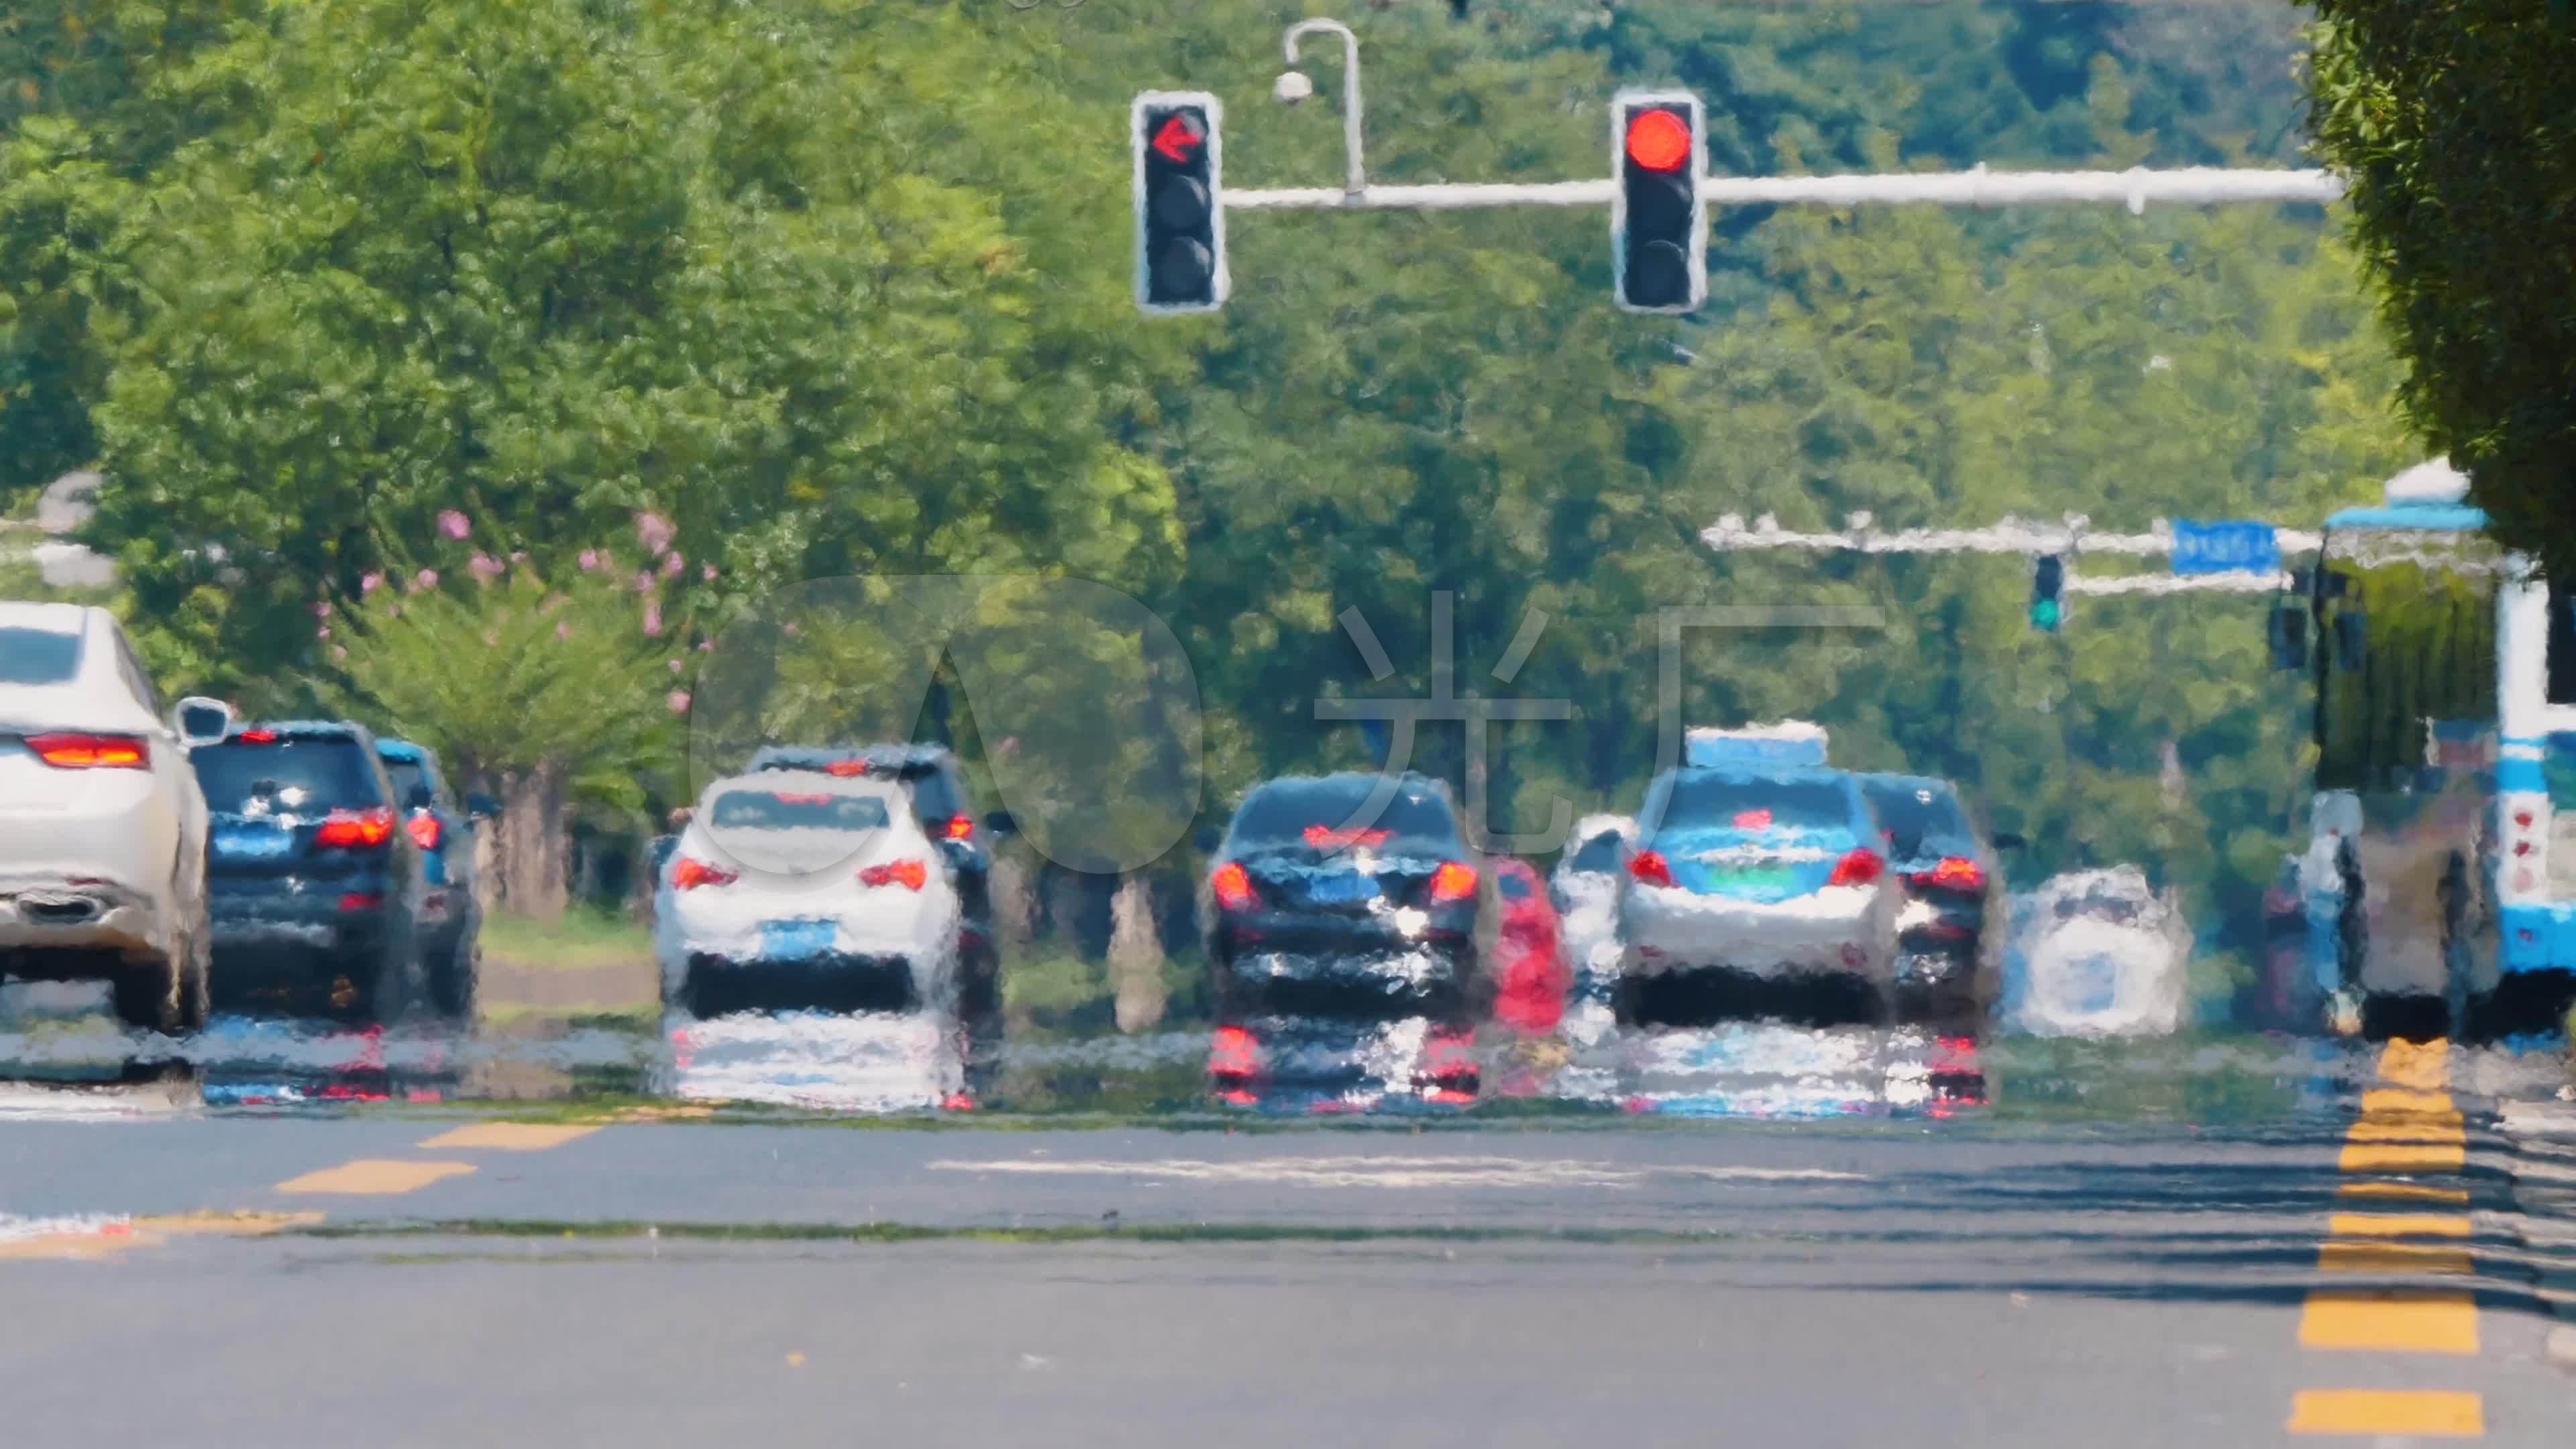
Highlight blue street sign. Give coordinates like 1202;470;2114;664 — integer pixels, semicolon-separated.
2170;519;2281;576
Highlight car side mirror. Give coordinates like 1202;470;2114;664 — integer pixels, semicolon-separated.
465;792;502;820
982;810;1016;838
1993;832;2027;851
174;696;233;747
1195;826;1222;854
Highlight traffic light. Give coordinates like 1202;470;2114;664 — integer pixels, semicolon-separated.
1133;91;1227;314
1612;91;1705;313
2030;555;2065;632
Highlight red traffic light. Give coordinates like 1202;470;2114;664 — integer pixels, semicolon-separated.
1624;108;1691;172
1151;113;1205;164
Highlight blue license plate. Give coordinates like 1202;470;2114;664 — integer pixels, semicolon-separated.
760;919;838;961
1308;871;1376;904
213;826;291;860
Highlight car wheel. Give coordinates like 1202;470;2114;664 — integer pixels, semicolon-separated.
429;926;480;1024
176;922;211;1035
350;918;417;1027
111;951;181;1038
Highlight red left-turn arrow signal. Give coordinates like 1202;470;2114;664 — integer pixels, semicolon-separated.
1151;113;1204;164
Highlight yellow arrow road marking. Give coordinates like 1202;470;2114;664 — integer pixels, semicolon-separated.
276;1159;476;1195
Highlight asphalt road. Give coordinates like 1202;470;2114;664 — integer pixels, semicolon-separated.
3;1031;2574;1447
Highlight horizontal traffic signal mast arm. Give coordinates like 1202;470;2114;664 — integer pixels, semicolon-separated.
1701;513;2326;557
1225;165;2343;212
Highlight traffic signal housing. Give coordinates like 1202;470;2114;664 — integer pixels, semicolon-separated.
1613;91;1706;313
2031;554;2065;632
1133;91;1228;314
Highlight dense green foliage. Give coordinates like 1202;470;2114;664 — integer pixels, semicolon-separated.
2;1;2422;961
2306;0;2576;582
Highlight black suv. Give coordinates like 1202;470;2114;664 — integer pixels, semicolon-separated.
190;720;424;1022
743;744;1012;1020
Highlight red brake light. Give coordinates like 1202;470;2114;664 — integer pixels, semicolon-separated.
1826;847;1884;887
337;891;384;912
2514;810;2536;828
1211;860;1256;911
823;759;869;777
238;728;278;743
313;806;396;848
1627;849;1674;888
1911;856;1982;892
1731;808;1773;830
405;814;442;851
1304;824;1391;850
945;813;974;840
1429;860;1479;904
671;856;737;890
859;859;928;890
1210;1024;1260;1079
27;733;148;769
1624;108;1692;172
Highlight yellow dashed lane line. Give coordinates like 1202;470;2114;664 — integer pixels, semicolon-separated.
2288;1390;2484;1437
275;1159;477;1195
417;1122;600;1151
2291;1038;2485;1438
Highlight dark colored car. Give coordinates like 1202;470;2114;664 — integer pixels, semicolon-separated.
743;744;1013;1022
375;738;493;1020
190;720;424;1022
1201;771;1493;1024
1856;772;2015;1029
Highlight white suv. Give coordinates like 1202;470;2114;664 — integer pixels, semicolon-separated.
0;602;231;1034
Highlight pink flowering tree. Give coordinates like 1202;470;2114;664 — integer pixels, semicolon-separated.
322;513;717;919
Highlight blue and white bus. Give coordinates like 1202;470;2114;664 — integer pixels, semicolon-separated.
2289;460;2576;1040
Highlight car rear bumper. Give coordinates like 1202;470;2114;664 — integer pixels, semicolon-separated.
208;890;398;957
0;873;170;962
1626;885;1885;977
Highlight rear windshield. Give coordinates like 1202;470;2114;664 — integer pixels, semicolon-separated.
191;738;386;812
1566;830;1626;873
900;769;962;823
1228;778;1462;849
0;627;82;686
710;790;893;832
1860;780;1974;856
1656;773;1854;832
382;759;441;808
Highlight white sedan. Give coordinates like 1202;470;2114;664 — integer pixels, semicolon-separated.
653;769;964;1021
0;602;231;1035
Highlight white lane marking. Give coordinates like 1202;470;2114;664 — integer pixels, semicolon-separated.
928;1156;1865;1189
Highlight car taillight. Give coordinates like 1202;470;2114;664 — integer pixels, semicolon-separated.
823;759;869;777
1209;1024;1260;1079
313;807;396;848
859;859;928;890
1826;847;1884;887
944;813;974;841
671;856;737;890
1429;861;1478;904
238;728;278;743
1417;1027;1479;1102
1627;849;1674;888
406;814;442;850
1909;856;1982;893
337;891;384;912
26;733;148;769
1211;860;1256;911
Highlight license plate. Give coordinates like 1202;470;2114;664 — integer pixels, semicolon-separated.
1307;871;1377;904
759;919;837;961
213;826;290;860
1705;866;1798;894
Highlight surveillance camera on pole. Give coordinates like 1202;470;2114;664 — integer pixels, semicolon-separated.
1133;91;1228;314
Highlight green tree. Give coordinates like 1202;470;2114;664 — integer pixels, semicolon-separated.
2306;0;2576;579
